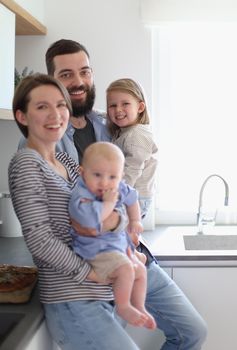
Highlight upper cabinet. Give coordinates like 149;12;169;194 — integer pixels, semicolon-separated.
0;0;47;35
0;4;15;111
0;0;46;119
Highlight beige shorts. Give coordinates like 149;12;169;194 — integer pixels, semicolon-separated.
88;251;131;283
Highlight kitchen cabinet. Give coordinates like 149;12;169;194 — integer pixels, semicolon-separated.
0;4;15;111
24;321;53;350
125;267;171;350
0;0;46;35
0;0;46;120
173;267;237;350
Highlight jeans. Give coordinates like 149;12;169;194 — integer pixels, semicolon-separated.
44;261;207;350
44;300;139;350
139;197;152;219
145;261;207;349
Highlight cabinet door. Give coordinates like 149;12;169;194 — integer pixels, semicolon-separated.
173;267;237;350
24;321;53;350
0;4;15;110
125;267;172;350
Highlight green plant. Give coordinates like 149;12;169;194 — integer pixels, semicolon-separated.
15;67;34;88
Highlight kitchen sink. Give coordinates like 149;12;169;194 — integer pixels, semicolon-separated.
183;234;237;250
0;312;25;344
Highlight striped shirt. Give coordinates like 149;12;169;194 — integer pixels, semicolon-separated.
8;148;113;303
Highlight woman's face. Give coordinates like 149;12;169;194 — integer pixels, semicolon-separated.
16;84;70;145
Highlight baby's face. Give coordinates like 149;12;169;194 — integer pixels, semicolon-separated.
81;157;123;198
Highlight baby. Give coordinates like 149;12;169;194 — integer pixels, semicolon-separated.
69;141;156;329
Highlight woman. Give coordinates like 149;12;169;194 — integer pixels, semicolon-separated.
8;73;139;350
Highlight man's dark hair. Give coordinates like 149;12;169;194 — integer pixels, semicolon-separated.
46;39;90;76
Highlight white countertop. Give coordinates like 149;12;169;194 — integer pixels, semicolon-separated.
142;225;237;267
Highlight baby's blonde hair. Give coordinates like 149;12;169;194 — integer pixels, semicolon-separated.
82;142;125;168
106;78;150;137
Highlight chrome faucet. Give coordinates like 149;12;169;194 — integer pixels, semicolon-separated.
197;174;229;234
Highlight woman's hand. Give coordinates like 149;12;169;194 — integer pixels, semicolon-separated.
86;269;108;284
86;269;100;282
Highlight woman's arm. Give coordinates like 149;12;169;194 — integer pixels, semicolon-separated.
9;151;91;284
71;209;124;236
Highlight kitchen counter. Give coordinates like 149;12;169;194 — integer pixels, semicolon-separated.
0;237;43;350
1;226;237;349
143;225;237;267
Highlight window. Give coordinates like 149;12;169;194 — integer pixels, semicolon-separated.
151;23;237;224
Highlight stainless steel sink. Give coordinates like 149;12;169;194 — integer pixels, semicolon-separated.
0;312;25;344
183;234;237;250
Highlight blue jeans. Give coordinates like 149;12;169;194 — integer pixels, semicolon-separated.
139;197;152;219
44;300;139;350
145;261;207;349
44;262;207;350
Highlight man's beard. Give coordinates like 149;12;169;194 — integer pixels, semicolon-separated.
71;84;96;117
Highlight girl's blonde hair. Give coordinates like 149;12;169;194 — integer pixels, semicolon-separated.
106;78;150;137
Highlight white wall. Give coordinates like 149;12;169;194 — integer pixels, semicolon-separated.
15;0;45;24
15;0;152;110
0;0;152;191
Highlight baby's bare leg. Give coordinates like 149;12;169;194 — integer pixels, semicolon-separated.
130;257;157;330
109;262;148;327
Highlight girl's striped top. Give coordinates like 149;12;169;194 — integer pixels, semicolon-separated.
8;148;113;303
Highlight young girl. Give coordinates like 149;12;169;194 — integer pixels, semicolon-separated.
106;78;158;222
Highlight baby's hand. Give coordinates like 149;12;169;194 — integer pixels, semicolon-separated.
127;220;143;235
127;220;143;247
102;189;118;204
129;232;140;247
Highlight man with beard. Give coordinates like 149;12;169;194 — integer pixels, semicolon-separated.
18;40;109;164
45;39;110;164
40;39;207;350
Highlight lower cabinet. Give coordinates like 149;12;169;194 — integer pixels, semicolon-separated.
125;267;172;350
126;324;165;350
173;266;237;350
24;321;53;350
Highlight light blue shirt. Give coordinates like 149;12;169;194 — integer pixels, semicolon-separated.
69;177;137;259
